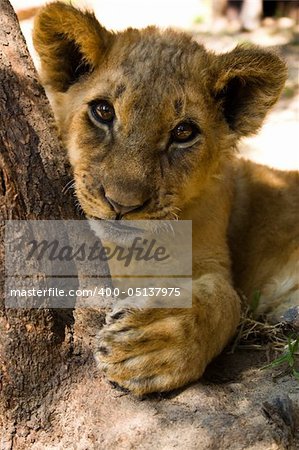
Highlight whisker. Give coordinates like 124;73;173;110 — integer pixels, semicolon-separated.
170;212;179;221
75;199;85;215
171;206;182;214
62;179;76;194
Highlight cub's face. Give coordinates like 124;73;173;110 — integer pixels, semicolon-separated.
33;2;286;220
55;36;225;221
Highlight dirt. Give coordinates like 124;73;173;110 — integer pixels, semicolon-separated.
1;309;298;449
1;341;297;450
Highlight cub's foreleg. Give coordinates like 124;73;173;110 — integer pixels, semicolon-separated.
95;274;240;395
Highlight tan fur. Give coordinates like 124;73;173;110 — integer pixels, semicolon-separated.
33;2;298;395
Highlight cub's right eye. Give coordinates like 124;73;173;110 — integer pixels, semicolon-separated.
89;100;115;125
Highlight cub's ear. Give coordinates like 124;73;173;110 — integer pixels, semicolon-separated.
33;1;114;92
210;45;287;137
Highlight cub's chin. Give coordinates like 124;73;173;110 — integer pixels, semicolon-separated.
88;217;146;247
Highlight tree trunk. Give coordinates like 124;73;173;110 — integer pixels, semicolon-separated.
0;0;83;439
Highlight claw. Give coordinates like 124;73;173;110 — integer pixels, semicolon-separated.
106;309;128;324
98;345;109;355
108;380;130;394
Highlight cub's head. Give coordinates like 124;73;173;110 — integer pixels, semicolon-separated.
33;2;287;220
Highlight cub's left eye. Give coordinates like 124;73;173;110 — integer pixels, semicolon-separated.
171;122;199;144
89;100;115;124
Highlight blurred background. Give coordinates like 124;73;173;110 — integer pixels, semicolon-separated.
10;0;299;170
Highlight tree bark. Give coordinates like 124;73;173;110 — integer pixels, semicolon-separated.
0;0;83;437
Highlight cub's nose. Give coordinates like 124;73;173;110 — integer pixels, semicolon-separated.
105;196;146;216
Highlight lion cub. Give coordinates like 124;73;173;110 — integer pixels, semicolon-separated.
33;2;299;395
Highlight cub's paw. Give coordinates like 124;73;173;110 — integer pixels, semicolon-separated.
94;307;209;396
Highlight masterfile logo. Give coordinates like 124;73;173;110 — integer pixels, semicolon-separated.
5;220;192;308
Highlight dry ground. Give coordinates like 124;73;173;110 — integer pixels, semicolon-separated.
4;327;299;450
